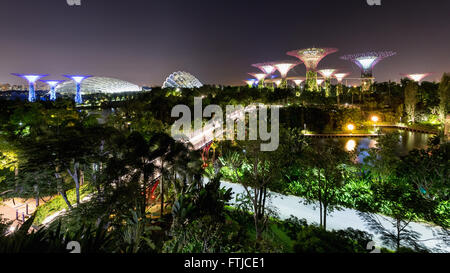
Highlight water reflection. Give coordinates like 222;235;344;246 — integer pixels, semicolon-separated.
345;140;357;151
316;128;432;163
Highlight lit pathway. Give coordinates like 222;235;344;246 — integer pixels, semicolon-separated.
219;181;450;253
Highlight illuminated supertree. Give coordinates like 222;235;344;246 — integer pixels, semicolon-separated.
254;61;299;89
40;80;63;101
249;73;267;88
319;69;336;97
244;79;257;88
11;73;49;102
63;75;92;104
252;63;277;75
287;47;338;92
334;73;349;106
341;51;396;92
402;73;431;82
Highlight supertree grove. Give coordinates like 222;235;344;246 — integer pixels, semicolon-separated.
287;47;338;92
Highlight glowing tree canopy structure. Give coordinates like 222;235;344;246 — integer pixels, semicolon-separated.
316;79;325;87
293;79;304;87
341;51;396;91
403;73;431;82
319;69;337;97
249;73;267;87
41;80;63;101
245;79;257;88
162;71;203;89
270;61;300;89
11;73;49;102
252;63;277;75
287;48;338;92
334;73;349;83
334;73;349;106
64;75;92;104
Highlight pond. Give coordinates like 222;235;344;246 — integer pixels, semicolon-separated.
312;128;434;163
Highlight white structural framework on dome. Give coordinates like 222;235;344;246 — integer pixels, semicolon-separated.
162;71;203;89
402;73;431;82
287;48;338;71
56;77;142;95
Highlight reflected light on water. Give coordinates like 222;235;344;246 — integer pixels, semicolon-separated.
346;139;357;151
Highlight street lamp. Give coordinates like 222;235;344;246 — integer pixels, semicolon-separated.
347;124;355;134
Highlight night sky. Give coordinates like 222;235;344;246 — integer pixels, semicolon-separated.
0;0;449;86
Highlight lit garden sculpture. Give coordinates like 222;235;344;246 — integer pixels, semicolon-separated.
334;73;349;106
63;75;92;104
252;63;277;76
245;79;257;88
11;73;49;102
40;80;63;101
272;61;300;89
318;69;336;97
403;73;431;82
341;51;396;92
287;47;338;92
249;73;267;88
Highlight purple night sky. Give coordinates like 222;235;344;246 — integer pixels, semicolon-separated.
0;0;449;86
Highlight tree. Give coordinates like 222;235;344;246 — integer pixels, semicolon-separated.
358;179;428;252
404;80;418;123
438;73;450;123
299;141;352;230
221;140;284;242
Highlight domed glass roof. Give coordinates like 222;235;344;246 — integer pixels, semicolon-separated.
162;71;203;89
55;77;142;94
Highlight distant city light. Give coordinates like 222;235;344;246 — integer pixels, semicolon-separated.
371;116;379;123
347;124;355;131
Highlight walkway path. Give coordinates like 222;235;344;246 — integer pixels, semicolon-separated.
220;181;450;253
